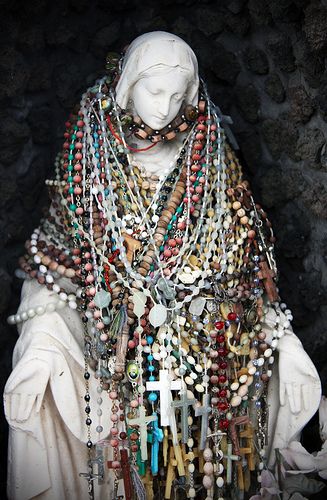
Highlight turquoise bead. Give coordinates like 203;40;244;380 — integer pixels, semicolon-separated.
148;392;157;403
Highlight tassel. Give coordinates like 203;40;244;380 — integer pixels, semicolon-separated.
130;465;146;500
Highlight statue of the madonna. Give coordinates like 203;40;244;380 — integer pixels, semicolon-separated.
4;31;322;500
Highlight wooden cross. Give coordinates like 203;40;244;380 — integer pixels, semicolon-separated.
107;448;132;500
258;260;279;303
239;424;256;471
146;369;182;427
230;415;249;455
142;467;154;500
147;412;164;475
164;444;187;500
127;405;156;461
122;232;142;263
166;431;185;477
238;444;252;492
171;389;196;443
224;442;240;484
194;393;212;450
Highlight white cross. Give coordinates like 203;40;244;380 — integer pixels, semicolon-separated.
146;369;182;427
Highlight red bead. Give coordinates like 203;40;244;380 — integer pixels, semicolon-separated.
217;335;225;344
219;419;229;430
131;444;138;452
215;321;225;330
218;402;228;411
219;361;227;369
218;347;227;357
218;374;227;384
219;389;227;398
227;312;237;321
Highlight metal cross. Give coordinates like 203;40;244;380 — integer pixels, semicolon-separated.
195;393;212;450
146;369;182;426
79;459;101;500
171;389;196;443
127;405;156;461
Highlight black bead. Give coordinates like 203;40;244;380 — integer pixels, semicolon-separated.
82;316;88;323
84;394;91;402
85;405;91;414
86;418;92;425
84;371;90;380
86;440;93;448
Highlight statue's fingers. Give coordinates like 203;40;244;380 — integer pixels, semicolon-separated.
16;394;33;422
302;385;310;412
10;393;19;421
285;383;296;413
35;393;43;413
279;382;286;406
291;384;301;414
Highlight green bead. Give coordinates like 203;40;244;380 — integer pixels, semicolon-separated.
164;235;168;241
167;224;172;230
176;206;183;213
172;215;177;221
71;134;76;140
68;176;73;182
68;187;74;194
150;264;154;271
159;245;164;252
68;154;74;161
70;203;77;211
69;143;75;150
194;180;199;187
67;165;73;171
73;125;78;131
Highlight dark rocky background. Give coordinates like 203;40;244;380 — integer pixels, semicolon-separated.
1;0;327;497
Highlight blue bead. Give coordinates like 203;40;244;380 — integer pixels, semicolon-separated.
146;335;154;345
149;375;156;381
148;392;158;402
148;365;155;372
147;354;153;361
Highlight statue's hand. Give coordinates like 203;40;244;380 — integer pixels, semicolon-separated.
4;359;51;423
277;334;319;415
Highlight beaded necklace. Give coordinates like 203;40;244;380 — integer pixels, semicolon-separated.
9;68;293;500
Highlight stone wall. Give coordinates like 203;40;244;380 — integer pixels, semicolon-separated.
1;0;327;496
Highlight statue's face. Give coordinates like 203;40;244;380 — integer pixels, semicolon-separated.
131;70;189;131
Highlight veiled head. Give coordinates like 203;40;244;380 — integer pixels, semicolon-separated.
115;31;199;130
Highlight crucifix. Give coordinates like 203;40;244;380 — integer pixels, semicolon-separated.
122;232;142;263
195;393;212;450
258;260;279;303
146;369;182;426
224;442;240;484
147;412;164;475
171;388;196;443
79;459;102;500
127;405;156;461
230;415;249;455
107;448;133;500
239;424;256;471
